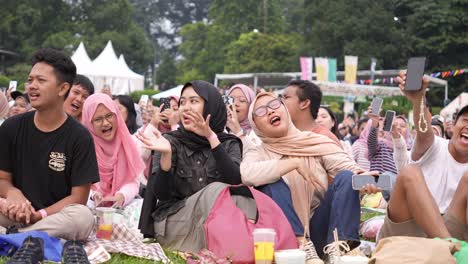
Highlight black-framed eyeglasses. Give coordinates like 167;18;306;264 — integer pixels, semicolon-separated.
253;98;282;117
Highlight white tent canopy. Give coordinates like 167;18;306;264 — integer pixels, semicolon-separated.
71;42;92;75
152;85;183;100
71;41;144;95
440;92;468;118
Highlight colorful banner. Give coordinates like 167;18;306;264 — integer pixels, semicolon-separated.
328;58;337;82
300;57;313;81
315;57;329;81
430;68;467;78
345;56;358;84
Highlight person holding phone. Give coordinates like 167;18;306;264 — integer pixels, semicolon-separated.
151;96;180;133
240;92;380;262
0;48;98;242
366;106;398;176
225;84;256;138
378;71;468;242
391;115;413;173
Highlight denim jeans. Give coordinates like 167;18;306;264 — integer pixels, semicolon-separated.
309;170;360;257
258;170;360;258
257;178;304;236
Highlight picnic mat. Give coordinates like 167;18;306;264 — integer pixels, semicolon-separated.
84;223;168;263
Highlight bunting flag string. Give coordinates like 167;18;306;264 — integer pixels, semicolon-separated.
356;68;467;85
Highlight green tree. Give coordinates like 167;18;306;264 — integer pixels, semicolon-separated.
303;0;406;70
209;0;285;35
156;52;177;88
177;23;235;83
395;0;468;105
224;32;301;73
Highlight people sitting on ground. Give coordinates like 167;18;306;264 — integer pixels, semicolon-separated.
63;74;94;122
0;92;8;125
240;92;380;263
378;72;468;242
152;96;180;133
391;115;413;173
137;81;243;252
317;106;353;158
226;84;256;137
82;93;146;209
8;91;31;118
281;80;340;146
352;118;371;171
0;48;98;242
114;95;139;134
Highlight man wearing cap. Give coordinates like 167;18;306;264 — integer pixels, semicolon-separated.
378;72;468;242
8;91;31;118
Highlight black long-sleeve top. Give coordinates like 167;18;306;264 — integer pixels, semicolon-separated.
139;134;242;237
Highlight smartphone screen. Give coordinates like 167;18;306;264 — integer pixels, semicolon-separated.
9;81;18;92
371;97;383;115
383;110;396;132
160;97;171;112
405;57;426;91
139;94;149;106
222;95;234;106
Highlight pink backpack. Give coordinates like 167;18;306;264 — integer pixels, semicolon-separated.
204;185;298;263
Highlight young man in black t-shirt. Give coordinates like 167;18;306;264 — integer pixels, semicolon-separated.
0;48;99;241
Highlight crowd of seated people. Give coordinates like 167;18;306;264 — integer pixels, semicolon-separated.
0;49;466;264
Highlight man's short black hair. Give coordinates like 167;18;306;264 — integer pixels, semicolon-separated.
32;48;77;92
73;74;95;95
358;117;369;129
287;80;322;119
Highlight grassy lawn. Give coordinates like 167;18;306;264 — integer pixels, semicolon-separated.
0;251;186;263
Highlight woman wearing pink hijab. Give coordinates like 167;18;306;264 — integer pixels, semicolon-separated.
82;93;146;208
226;84;256;137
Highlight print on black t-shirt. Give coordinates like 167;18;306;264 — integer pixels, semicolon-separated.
0;111;99;210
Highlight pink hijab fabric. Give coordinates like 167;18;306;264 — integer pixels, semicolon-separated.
228;84;256;132
82;93;145;197
396;115;413;150
0;92;8;119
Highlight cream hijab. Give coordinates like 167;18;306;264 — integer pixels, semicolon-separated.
248;92;344;232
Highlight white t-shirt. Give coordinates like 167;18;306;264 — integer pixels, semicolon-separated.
411;137;468;213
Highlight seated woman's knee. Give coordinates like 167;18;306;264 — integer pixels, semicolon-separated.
397;164;424;185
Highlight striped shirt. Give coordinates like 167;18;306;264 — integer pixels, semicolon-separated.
367;127;397;174
352;141;371;171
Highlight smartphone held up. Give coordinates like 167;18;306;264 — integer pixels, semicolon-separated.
405;57;426;92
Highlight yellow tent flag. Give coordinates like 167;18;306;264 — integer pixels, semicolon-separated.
345;56;358;84
315;57;329;81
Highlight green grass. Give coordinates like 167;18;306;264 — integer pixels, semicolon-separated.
0;251;186;263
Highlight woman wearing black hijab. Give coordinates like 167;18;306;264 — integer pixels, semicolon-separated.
137;81;242;251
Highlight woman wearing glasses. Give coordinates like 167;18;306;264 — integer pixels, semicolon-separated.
82;93;146;208
137;81;242;251
240;92;378;262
